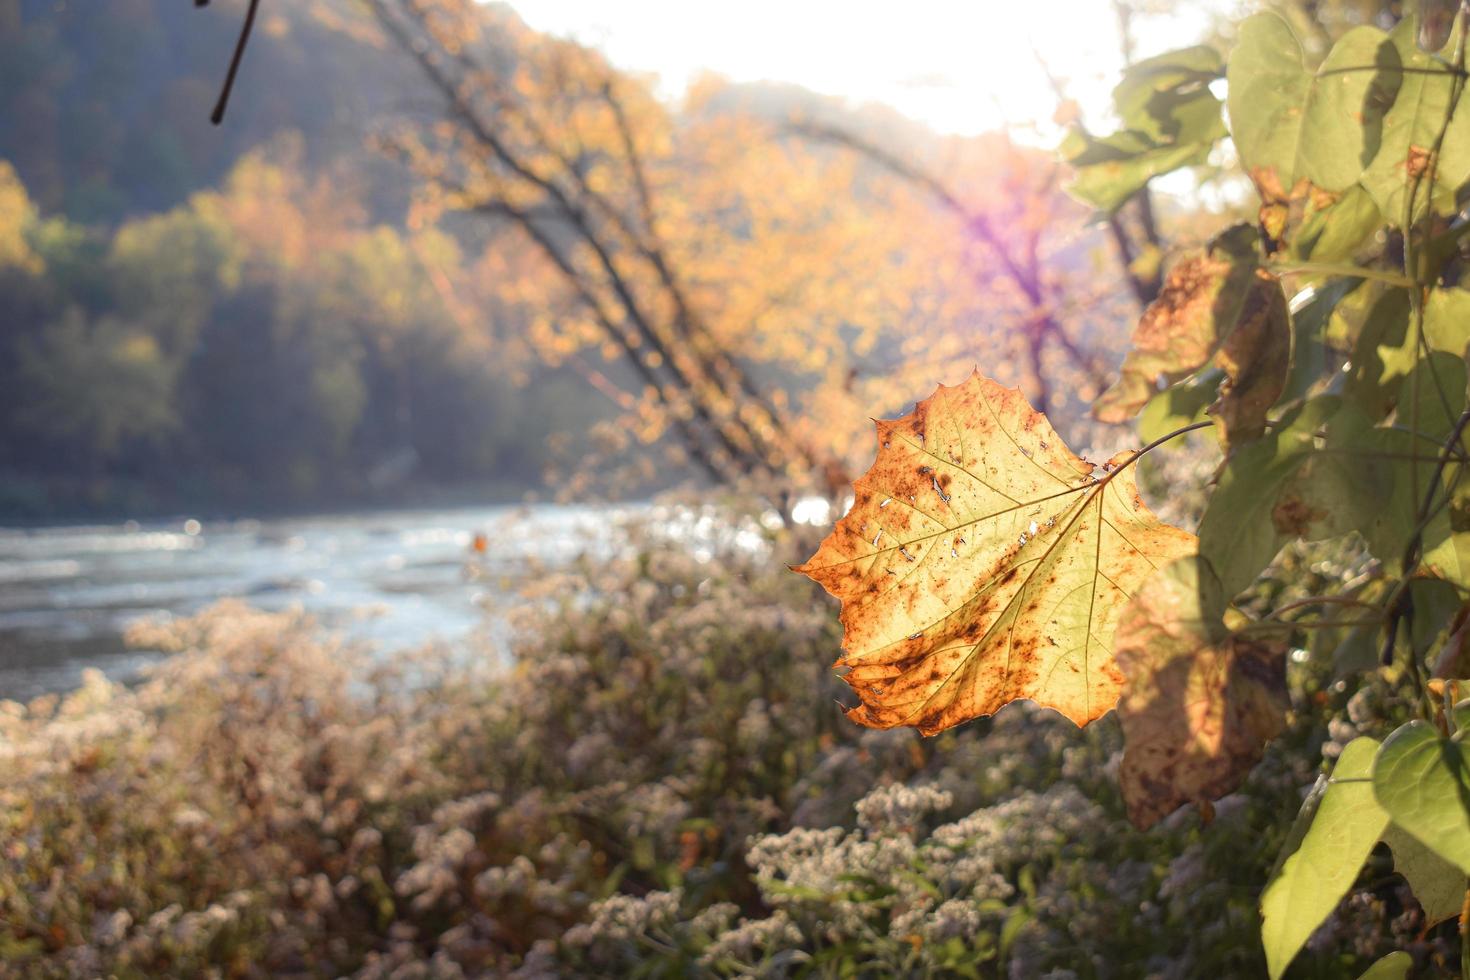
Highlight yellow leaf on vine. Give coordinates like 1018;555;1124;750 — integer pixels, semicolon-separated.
797;373;1197;732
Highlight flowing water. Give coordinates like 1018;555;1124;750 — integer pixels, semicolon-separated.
0;503;645;701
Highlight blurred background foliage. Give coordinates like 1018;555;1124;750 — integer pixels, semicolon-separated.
0;0;1156;519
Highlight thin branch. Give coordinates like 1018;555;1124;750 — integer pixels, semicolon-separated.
200;0;261;125
790;120;1108;412
370;1;781;483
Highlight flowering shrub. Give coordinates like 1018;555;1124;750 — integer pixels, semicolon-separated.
0;526;1443;977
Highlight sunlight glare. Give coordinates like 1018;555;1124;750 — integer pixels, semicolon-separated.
504;0;1225;137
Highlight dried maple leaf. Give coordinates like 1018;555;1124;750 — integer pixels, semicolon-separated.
1115;556;1287;829
796;373;1197;733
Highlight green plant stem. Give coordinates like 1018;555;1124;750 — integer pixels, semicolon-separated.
1267;261;1415;287
1107;419;1214;476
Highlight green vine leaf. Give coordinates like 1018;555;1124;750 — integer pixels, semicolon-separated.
1399;350;1467;445
1114;556;1287;829
1356;428;1469;590
1355;951;1412;980
1227;14;1393;243
1285;184;1384;262
1226;13;1314;192
1343;286;1414;418
1138;372;1221;444
1061;46;1225;213
1381;821;1467;925
1229;13;1470;242
1197;397;1362;597
1358;16;1470;223
1260;737;1389;980
1372;721;1470;874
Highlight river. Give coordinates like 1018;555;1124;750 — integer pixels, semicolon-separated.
0;503;675;701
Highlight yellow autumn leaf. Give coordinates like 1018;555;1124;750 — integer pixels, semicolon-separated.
796;372;1197;732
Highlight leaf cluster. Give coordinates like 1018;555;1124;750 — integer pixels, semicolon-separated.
799;8;1470;974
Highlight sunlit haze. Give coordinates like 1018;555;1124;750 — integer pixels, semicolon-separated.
505;0;1226;136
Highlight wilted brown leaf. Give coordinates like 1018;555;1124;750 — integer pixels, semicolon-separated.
1115;556;1287;829
1212;270;1290;445
796;373;1197;733
1094;226;1288;447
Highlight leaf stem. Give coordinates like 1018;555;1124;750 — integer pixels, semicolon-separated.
1105;419;1214;478
1267;261;1414;288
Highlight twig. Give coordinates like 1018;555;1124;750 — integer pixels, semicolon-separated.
202;0;261;125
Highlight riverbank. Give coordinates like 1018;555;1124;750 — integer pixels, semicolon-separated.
2;520;1428;978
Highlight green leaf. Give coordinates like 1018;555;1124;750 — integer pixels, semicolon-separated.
1139;371;1222;444
1267;772;1329;882
1227;13;1313;191
1408;578;1463;660
1274;399;1389;544
1193;399;1375;599
1260;737;1389;980
1351;421;1468;587
1344;286;1413;418
1280;278;1360;404
1373;721;1470;874
1062;131;1216;214
1424;287;1470;360
1359;17;1470;223
1113;45;1225;144
1382;821;1467;925
1228;16;1396;198
1287;185;1384;263
1297;28;1401;192
1063;46;1225;212
1399;350;1467;444
1355;951;1412;980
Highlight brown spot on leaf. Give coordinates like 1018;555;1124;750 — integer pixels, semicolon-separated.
1271;494;1327;537
1407;144;1433;179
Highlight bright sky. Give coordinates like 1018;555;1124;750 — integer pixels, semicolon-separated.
505;0;1229;137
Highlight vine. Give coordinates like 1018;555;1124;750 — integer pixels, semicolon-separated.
797;6;1470;976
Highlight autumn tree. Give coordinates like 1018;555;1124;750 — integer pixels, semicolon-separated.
792;122;1118;416
360;1;1127;508
362;0;840;503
